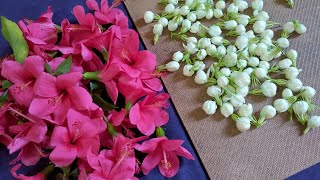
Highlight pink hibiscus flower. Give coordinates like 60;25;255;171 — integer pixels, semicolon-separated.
0;125;11;146
87;135;146;180
135;137;195;178
129;93;170;135
1;56;45;107
49;109;106;167
28;72;92;125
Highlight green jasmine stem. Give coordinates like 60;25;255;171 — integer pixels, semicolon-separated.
154;35;159;45
249;88;262;95
156;127;166;137
83;72;100;81
157;65;167;71
287;0;294;9
231;114;239;121
303;127;311;134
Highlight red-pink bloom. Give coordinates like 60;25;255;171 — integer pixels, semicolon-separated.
86;0;128;30
1;56;45;107
107;108;126;126
129;93;170;135
0;125;11;146
29;72;92;125
49;109;106;167
135;137;195;178
11;164;45;180
87;135;145;180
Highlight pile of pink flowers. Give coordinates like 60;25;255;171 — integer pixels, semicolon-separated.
0;0;194;179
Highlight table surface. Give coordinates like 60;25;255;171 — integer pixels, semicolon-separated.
0;0;318;179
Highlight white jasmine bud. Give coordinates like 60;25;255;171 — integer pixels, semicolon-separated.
208;25;222;37
295;23;307;34
184;42;198;54
282;88;293;99
301;86;316;100
252;0;264;11
254;67;268;79
260;105;277;119
158;17;168;27
286;49;298;60
185;0;194;6
180;5;190;16
165;4;175;13
236;117;251;131
256;11;269;21
211;36;224;46
233;71;251;87
230;94;245;108
206;44;217;56
217;76;229;87
221;103;234;117
153;24;163;35
181;19;192;32
274;99;290;113
260;52;274;62
168;0;178;5
278;59;292;69
237;59;247;69
234;24;246;35
166;61;180;72
198;38;211;49
226;45;236;54
187;12;197;22
285;67;301;79
238;103;253;117
193;61;205;71
253;20;266;34
235;0;249;11
206;9;214;19
215;0;226;9
256;43;268;56
197;49;207;60
207;86;222;97
187;37;197;44
183;64;194;77
259;61;270;70
245;30;255;39
227;3;239;14
287;78;303;92
168;20;178;31
248;57;260;67
144;11;154;23
213;8;223;18
196;9;206;19
194;70;208;84
224;20;238;30
224;52;238;67
235;36;248;50
304;116;320;134
261;80;277;97
217;45;227;56
261;29;274;38
248;44;257;55
172;51;183;62
243;67;254;75
277;38;290;49
236;86;249;97
222;94;232;102
237;14;250;26
284;22;295;33
190;21;201;33
202;100;218;115
293;101;309;115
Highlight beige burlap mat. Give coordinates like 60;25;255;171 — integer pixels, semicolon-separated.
124;0;320;179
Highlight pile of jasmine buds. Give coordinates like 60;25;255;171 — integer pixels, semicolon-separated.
144;0;319;134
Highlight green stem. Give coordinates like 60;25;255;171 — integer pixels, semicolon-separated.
156;127;166;137
303;127;311;134
83;72;100;81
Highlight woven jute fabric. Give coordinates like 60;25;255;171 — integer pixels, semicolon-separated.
124;0;320;179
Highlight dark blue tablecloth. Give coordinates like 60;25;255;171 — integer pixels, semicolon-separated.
0;1;319;180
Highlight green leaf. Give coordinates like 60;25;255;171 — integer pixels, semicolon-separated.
102;48;108;62
45;63;53;74
1;80;12;89
92;94;117;111
1;16;29;63
0;90;9;105
53;56;72;76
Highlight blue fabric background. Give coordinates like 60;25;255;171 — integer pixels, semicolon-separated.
0;0;208;179
0;0;318;180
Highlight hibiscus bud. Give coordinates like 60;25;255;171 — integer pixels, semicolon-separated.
301;86;316;100
282;88;293;99
277;38;290;49
274;99;290;113
287;78;303;92
261;80;277;97
183;64;194;77
236;117;251;132
172;51;184;62
166;61;180;72
156;127;166;137
221;103;234;117
144;11;154;23
284;67;301;79
304;116;320;134
158;17;168;27
207;86;222;97
278;58;292;69
238;103;253;117
253;20;266;34
260;105;277;119
202;100;218;115
293;101;309;115
194;70;208;84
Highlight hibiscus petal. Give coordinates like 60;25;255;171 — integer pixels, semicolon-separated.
20;143;42;166
68;87;93;110
109;109;126;126
154;110;169;127
86;0;100;11
1;60;25;84
49;144;77;167
29;97;58;117
56;72;82;90
67;109;90;136
73;5;86;25
26;35;47;45
133;51;157;73
25;122;47;144
161;140;184;151
81;44;93;61
23;55;45;78
9;85;34;107
109;157;136;179
129;104;140;125
134;137;164;153
143;78;163;92
76;137;100;159
33;73;59;97
50;126;71;147
137;119;156;136
8;138;29;154
173;146;195;160
52;96;70;125
104;81;118;104
158;152;180;178
141;147;163;175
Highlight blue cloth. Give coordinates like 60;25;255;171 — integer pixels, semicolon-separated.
0;0;208;179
